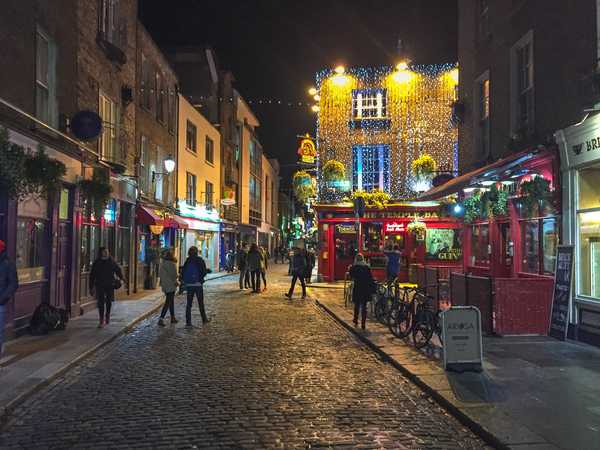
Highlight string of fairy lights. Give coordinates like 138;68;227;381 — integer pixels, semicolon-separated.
312;62;459;201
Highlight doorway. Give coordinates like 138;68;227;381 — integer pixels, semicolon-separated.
334;223;358;280
498;222;512;278
54;188;72;311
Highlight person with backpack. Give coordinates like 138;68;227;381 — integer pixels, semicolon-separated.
181;246;211;326
158;250;179;327
0;240;18;358
285;248;308;300
89;247;124;328
247;243;264;293
349;253;376;331
236;243;250;290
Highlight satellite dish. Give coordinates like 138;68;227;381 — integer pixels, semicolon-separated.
71;110;103;141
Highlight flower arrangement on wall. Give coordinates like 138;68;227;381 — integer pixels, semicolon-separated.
321;159;345;182
411;154;437;178
293;170;316;203
407;218;427;241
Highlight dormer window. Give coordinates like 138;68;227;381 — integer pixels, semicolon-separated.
352;89;387;119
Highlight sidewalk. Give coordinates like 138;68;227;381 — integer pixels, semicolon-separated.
311;286;600;450
0;271;232;421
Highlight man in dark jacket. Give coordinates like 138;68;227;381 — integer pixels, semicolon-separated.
182;246;211;326
89;247;124;328
236;243;250;290
285;248;308;299
0;240;18;357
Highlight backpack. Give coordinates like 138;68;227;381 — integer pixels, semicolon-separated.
30;303;68;335
182;261;201;285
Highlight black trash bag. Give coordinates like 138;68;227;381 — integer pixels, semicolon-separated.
30;303;68;335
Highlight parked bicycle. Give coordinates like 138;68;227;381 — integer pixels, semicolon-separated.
411;292;444;349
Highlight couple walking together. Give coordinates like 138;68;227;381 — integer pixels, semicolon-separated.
158;246;211;327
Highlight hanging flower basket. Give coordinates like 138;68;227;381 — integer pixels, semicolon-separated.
520;176;551;217
293;170;316;203
78;170;113;218
322;159;345;182
407;219;427;241
411;154;437;178
351;190;390;209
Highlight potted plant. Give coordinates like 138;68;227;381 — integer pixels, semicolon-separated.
24;145;67;198
78;170;113;218
293;170;316;203
464;193;482;223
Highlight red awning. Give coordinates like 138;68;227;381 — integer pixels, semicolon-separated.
419;149;541;201
136;205;166;226
169;215;189;229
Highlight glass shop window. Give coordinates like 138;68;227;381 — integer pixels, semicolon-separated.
470;224;489;266
579;167;600;210
578;211;600;300
521;218;558;275
16;218;47;282
384;233;405;251
521;220;540;274
425;228;462;261
362;222;383;253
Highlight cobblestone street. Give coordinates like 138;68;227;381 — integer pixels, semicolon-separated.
0;265;487;449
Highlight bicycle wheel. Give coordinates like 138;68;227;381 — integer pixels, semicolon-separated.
389;302;412;338
412;310;435;349
374;297;387;322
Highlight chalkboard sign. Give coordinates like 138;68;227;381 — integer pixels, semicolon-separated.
549;245;574;341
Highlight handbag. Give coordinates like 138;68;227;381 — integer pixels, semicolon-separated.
113;277;122;290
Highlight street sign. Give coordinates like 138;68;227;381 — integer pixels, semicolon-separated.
549;245;574;341
297;135;316;165
442;306;483;372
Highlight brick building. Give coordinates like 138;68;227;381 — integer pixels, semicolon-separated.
134;23;179;291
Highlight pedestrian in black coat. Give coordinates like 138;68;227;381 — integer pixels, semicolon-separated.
285;248;308;299
89;247;124;328
181;246;211;326
348;254;375;330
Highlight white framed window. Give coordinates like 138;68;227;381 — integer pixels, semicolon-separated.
352;89;387;119
99;92;120;162
35;26;57;127
510;30;534;137
474;70;490;158
205;181;214;207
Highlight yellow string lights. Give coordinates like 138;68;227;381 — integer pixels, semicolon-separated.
315;64;459;201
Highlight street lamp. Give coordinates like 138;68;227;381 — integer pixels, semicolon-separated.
152;155;176;182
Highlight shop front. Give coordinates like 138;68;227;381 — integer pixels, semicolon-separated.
420;147;559;335
315;203;462;282
239;224;257;246
177;217;220;272
135;204;182;291
219;221;237;270
1;129;82;334
556;116;600;345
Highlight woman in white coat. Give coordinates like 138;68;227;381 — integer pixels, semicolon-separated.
158;250;179;326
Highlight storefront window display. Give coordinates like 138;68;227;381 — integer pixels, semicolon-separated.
384;233;405;250
577;167;600;300
425;228;462;261
520;217;558;276
470;224;490;266
16;195;49;283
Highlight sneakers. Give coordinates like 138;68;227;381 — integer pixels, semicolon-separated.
185;322;193;328
97;321;104;329
171;317;179;324
285;293;292;299
158;318;166;327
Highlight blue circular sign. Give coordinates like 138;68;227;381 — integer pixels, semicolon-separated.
71;110;103;141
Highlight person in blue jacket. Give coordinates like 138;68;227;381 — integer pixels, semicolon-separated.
0;240;18;358
181;246;211;327
385;245;402;282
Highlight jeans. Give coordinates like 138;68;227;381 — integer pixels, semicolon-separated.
96;286;114;322
160;292;175;319
251;269;262;292
239;267;250;289
0;304;5;357
288;273;306;298
186;286;207;324
353;300;368;327
261;270;267;288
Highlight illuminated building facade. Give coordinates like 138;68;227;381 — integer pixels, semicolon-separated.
315;64;459;200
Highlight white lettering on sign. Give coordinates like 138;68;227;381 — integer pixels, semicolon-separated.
385;222;405;233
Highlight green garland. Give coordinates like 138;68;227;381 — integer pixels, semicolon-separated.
463;193;482;223
25;146;67;198
520;177;551;216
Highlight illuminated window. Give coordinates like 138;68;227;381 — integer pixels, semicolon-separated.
352;89;387;119
577;167;600;301
352;144;390;192
186;172;196;206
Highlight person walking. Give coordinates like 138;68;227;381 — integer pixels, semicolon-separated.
226;250;235;273
236;243;250;290
158;250;179;326
259;246;268;291
349;254;376;330
285;248;308;300
0;240;18;359
305;249;315;284
247;243;264;293
181;246;211;327
89;247;124;328
385;244;402;282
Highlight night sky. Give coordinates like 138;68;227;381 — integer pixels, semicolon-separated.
139;0;457;186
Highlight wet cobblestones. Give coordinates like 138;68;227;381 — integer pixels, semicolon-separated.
0;269;488;449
